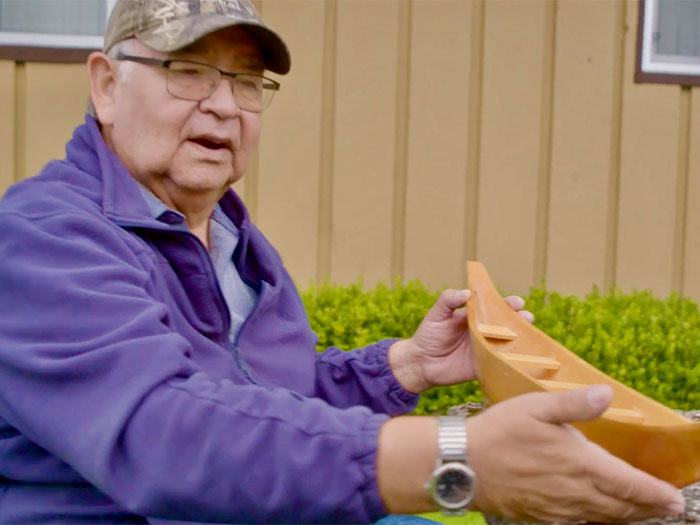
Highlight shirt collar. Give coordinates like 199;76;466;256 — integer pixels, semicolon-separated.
136;183;186;225
136;182;239;238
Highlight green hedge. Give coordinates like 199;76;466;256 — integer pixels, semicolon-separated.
300;280;700;414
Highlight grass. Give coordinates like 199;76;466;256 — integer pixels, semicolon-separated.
416;511;487;524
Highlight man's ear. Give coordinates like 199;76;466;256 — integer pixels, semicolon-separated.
87;52;118;125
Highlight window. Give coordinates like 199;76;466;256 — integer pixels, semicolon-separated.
636;0;700;86
0;0;116;62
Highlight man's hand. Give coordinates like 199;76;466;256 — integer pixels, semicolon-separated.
389;289;533;394
467;385;686;523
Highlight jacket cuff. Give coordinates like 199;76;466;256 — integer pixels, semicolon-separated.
355;413;391;522
373;338;421;414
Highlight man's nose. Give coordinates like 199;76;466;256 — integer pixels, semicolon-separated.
199;77;241;117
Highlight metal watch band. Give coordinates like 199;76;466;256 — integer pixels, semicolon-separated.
438;416;467;463
429;416;475;515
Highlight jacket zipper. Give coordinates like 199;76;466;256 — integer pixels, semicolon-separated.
115;219;260;384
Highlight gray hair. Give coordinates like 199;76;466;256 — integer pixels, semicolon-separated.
87;38;141;118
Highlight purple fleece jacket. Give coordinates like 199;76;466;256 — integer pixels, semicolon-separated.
0;116;419;524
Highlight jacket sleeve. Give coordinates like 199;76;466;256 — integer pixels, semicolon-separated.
0;211;390;524
313;341;420;416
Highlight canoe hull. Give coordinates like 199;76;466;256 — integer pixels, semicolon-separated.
467;261;700;487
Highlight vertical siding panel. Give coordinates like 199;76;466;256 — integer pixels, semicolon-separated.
331;0;399;285
477;0;548;295
532;0;555;285
546;0;617;295
389;0;410;282
257;0;325;286
464;0;485;275
15;63;26;183
0;61;15;195
316;0;337;283
672;88;691;293
604;0;626;292
404;0;471;289
616;0;680;296
22;63;88;179
684;88;700;302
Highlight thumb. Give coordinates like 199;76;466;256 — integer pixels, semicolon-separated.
425;289;471;322
531;385;613;425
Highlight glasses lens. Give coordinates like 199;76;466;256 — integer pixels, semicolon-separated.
166;61;277;112
233;75;274;112
167;61;218;101
259;80;278;110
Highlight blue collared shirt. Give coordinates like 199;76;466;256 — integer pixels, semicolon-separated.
137;185;258;341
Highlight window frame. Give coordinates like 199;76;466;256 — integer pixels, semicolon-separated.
636;0;700;86
0;0;116;63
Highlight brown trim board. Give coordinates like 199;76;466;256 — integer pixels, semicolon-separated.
0;46;96;63
635;0;700;87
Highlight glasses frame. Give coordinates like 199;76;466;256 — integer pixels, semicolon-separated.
114;53;280;112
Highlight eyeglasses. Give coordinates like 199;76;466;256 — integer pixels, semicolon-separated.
115;54;280;113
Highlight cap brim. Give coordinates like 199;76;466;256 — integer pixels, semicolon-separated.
136;16;290;75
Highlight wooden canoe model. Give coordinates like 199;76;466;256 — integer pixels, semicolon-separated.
466;260;700;487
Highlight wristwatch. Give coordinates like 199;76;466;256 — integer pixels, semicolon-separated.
424;416;477;515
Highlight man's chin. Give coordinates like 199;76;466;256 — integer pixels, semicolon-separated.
170;170;237;194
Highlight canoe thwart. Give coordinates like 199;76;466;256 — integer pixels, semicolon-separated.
478;323;518;340
498;352;561;370
602;407;645;423
539;379;586;390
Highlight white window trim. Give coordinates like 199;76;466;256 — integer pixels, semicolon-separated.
0;32;104;49
640;0;700;77
0;0;116;49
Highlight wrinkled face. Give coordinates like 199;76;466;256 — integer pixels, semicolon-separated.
104;28;264;196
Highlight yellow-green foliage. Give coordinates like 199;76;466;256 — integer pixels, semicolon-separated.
526;286;700;410
300;280;700;414
418;511;486;525
301;279;434;351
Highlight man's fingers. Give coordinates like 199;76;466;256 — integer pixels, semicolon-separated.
504;295;525;311
589;444;686;515
505;296;535;323
432;291;525;321
427;289;471;321
528;385;612;425
517;309;534;323
569;492;674;524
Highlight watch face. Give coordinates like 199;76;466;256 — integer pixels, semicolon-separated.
433;463;476;509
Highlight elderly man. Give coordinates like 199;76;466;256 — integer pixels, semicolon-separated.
0;0;686;523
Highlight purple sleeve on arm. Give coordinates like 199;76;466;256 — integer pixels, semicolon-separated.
315;338;420;416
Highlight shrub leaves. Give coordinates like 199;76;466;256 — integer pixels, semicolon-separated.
300;281;699;414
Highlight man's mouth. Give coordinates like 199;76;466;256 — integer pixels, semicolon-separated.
189;136;232;152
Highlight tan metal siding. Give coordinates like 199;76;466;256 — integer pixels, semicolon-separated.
0;60;15;195
616;0;681;296
2;0;700;302
684;89;700;300
331;0;399;286
477;0;548;294
546;0;619;295
403;0;472;290
21;63;89;178
257;0;325;286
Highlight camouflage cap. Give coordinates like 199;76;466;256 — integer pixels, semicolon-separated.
104;0;290;74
